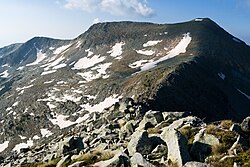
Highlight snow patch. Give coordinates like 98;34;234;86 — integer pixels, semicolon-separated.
49;114;88;129
41;70;57;76
0;85;5;91
108;42;125;58
1;64;10;68
13;139;34;153
12;101;19;107
32;135;40;140
143;40;162;47
52;63;67;70
91;62;112;76
218;72;226;80
16;85;33;91
53;44;71;55
76;41;82;48
0;70;9;78
237;89;250;100
85;49;94;57
73;55;105;70
26;50;46;66
40;129;53;138
136;49;155;56
141;33;192;72
0;141;9;153
44;80;54;84
81;95;121;112
19;135;27;140
195;18;203;22
233;38;241;43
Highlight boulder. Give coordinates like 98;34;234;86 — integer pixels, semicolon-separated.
162;112;188;121
230;124;244;135
127;130;153;156
191;129;219;161
94;151;129;167
241;116;250;132
57;136;84;156
148;144;168;160
119;120;135;140
183;161;212;167
161;118;193;166
130;152;155;167
138;111;164;130
56;155;70;167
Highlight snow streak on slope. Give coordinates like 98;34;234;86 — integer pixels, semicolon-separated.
80;95;121;113
107;42;125;58
13;139;34;153
26;50;46;66
238;89;250;100
53;44;71;55
136;49;155;56
73;55;105;70
0;70;9;78
0;141;9;153
140;33;192;72
143;40;162;47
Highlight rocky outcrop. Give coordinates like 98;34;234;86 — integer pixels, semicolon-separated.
191;129;219;161
241;116;250;132
127;130;153;156
0;100;250;167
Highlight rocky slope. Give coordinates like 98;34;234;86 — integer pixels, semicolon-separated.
1;99;250;166
0;18;250;166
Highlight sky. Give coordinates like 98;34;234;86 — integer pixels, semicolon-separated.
1;0;250;47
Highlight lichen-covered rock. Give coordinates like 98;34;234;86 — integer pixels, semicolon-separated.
119;120;135;140
127;130;153;156
130;152;155;167
241;116;250;132
161;118;193;166
94;151;130;167
148;144;168;160
191;129;219;161
138;110;164;130
184;161;212;167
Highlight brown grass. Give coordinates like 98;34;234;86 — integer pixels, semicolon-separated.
147;127;162;134
220;120;233;129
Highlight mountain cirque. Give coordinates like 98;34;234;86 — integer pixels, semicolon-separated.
0;18;250;166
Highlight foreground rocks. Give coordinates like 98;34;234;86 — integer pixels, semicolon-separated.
1;99;250;167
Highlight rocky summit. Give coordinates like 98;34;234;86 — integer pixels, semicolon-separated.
0;18;250;166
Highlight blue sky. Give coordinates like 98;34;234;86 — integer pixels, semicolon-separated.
1;0;250;47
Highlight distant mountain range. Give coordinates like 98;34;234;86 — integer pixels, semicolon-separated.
0;18;250;160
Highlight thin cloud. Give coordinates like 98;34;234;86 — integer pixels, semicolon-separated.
64;0;154;17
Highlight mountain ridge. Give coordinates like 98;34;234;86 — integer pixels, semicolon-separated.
1;18;250;163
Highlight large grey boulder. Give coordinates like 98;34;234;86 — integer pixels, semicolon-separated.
127;130;153;156
241;116;250;132
161;118;194;166
138;111;164;130
94;151;129;167
130;152;155;167
183;161;212;167
191;129;219;161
